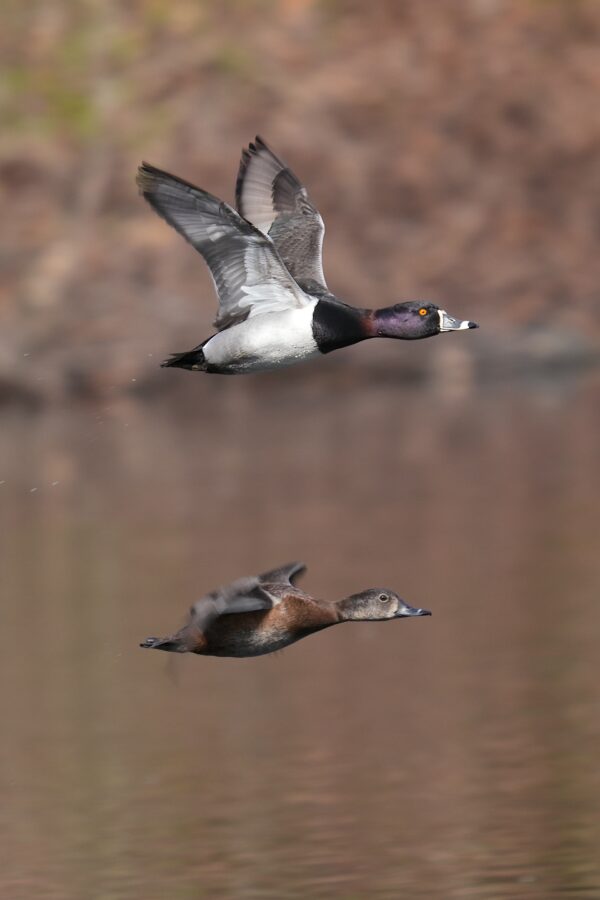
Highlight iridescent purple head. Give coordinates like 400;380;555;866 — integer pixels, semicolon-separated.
373;301;478;341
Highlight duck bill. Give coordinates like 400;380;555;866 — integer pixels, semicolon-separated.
439;310;478;332
396;604;432;618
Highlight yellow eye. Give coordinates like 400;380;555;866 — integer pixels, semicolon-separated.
419;308;428;316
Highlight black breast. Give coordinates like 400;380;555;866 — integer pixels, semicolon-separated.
311;299;369;354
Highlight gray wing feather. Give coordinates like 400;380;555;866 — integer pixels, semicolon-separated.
188;562;307;628
236;137;327;292
190;584;274;631
257;561;307;586
137;162;309;331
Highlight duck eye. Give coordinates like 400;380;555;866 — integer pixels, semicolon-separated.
418;308;428;316
379;593;389;603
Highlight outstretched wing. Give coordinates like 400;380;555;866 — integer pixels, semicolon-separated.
137;162;310;331
236;137;327;292
257;561;307;586
187;562;306;629
189;583;274;631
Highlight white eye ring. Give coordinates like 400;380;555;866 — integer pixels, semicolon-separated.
379;593;389;603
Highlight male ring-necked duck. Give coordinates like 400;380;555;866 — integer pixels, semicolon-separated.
137;137;478;374
140;562;431;658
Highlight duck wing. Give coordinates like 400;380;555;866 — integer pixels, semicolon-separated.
137;163;310;331
189;582;274;631
236;137;327;293
257;560;307;586
187;561;306;630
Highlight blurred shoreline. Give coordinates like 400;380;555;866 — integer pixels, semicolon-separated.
2;325;599;408
3;1;600;407
3;4;600;897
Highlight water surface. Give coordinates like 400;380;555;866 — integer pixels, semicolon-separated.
1;368;599;899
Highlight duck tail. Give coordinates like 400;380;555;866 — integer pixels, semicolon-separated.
160;347;207;371
140;635;187;652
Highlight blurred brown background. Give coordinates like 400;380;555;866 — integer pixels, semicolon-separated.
1;3;600;899
2;0;600;401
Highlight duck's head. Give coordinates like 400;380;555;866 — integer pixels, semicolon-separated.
374;301;478;340
338;589;431;622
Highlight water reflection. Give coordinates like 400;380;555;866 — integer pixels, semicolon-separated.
1;370;599;899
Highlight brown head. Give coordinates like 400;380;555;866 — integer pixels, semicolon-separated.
336;589;431;622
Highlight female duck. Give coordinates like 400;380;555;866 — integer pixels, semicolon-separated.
140;562;431;659
137;137;477;374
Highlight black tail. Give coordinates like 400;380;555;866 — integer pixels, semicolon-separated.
140;635;186;652
161;347;207;371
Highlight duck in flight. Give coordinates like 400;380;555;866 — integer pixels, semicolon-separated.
137;137;478;375
140;562;431;658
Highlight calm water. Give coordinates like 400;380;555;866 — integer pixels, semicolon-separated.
1;365;599;899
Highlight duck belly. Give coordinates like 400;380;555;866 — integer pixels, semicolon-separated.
207;622;299;657
202;305;319;373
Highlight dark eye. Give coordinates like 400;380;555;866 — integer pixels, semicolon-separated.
379;593;389;603
418;308;428;317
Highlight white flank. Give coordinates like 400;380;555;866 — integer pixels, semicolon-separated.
203;301;319;372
